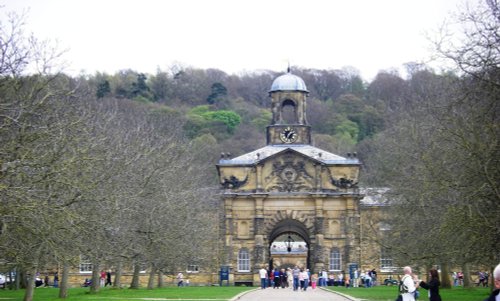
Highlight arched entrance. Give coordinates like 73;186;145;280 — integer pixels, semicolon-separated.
268;219;310;271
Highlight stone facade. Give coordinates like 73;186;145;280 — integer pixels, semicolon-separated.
216;71;370;285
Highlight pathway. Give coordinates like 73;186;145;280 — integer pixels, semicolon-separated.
231;287;359;301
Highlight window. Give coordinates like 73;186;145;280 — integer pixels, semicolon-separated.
329;248;341;271
380;248;393;269
79;255;92;273
237;249;250;272
187;265;199;273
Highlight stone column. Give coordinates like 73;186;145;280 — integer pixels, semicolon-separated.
313;197;326;273
253;196;266;270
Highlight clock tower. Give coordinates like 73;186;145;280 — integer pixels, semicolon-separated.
266;70;312;145
216;69;363;286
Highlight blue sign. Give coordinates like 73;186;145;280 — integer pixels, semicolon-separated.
220;266;229;284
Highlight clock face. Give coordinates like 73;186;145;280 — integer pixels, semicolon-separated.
280;127;297;143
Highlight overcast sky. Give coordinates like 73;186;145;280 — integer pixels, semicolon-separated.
3;0;469;80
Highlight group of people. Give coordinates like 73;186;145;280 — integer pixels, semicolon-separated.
396;264;500;301
351;269;377;288
451;271;464;286
176;272;189;287
259;266;312;291
99;270;112;287
397;266;441;301
258;266;350;291
35;272;58;288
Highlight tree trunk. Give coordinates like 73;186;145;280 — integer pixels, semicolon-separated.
440;262;451;289
129;262;140;289
463;263;472;288
113;261;122;288
22;267;37;301
158;271;164;288
147;263;155;289
90;260;100;293
59;263;69;298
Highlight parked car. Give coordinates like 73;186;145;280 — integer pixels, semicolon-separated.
384;276;399;286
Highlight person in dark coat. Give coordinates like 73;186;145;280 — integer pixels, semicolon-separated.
419;268;442;301
484;263;500;301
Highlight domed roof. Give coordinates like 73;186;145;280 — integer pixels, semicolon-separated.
270;72;308;92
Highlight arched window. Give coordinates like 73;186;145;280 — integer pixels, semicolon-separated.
237;249;250;272
329;248;341;271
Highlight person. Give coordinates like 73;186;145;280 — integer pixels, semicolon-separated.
53;272;59;288
280;268;287;288
371;269;378;286
321;269;328;287
287;268;293;288
292;266;300;291
452;271;458;286
100;270;106;287
259;267;267;289
363;271;371;288
353;270;359;287
419;268;442;301
398;266;419;301
273;268;280;288
311;273;317;289
457;271;464;286
105;270;112;286
82;278;92;287
338;272;344;286
300;268;309;291
484;263;500;301
44;274;50;287
479;272;487;287
35;276;43;287
0;274;5;289
176;271;184;287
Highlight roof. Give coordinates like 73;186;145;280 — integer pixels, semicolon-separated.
269;72;308;92
218;144;360;166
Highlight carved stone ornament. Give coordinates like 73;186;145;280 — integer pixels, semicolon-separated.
222;175;248;189
265;154;314;192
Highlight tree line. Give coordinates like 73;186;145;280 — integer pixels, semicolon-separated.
1;1;499;300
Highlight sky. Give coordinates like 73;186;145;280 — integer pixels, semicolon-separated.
2;0;470;80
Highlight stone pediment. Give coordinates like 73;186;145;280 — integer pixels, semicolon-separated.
217;145;361;193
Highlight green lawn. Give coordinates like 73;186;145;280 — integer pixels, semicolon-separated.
327;285;492;301
0;285;492;301
0;286;254;301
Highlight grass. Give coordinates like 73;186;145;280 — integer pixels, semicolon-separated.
0;285;492;301
0;286;254;301
326;285;492;301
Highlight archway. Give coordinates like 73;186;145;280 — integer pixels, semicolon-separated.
267;219;310;271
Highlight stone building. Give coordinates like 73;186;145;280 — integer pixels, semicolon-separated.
216;70;379;285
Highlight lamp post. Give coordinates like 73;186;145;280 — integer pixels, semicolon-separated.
285;235;294;253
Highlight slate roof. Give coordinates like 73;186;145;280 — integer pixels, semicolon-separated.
218;144;360;166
